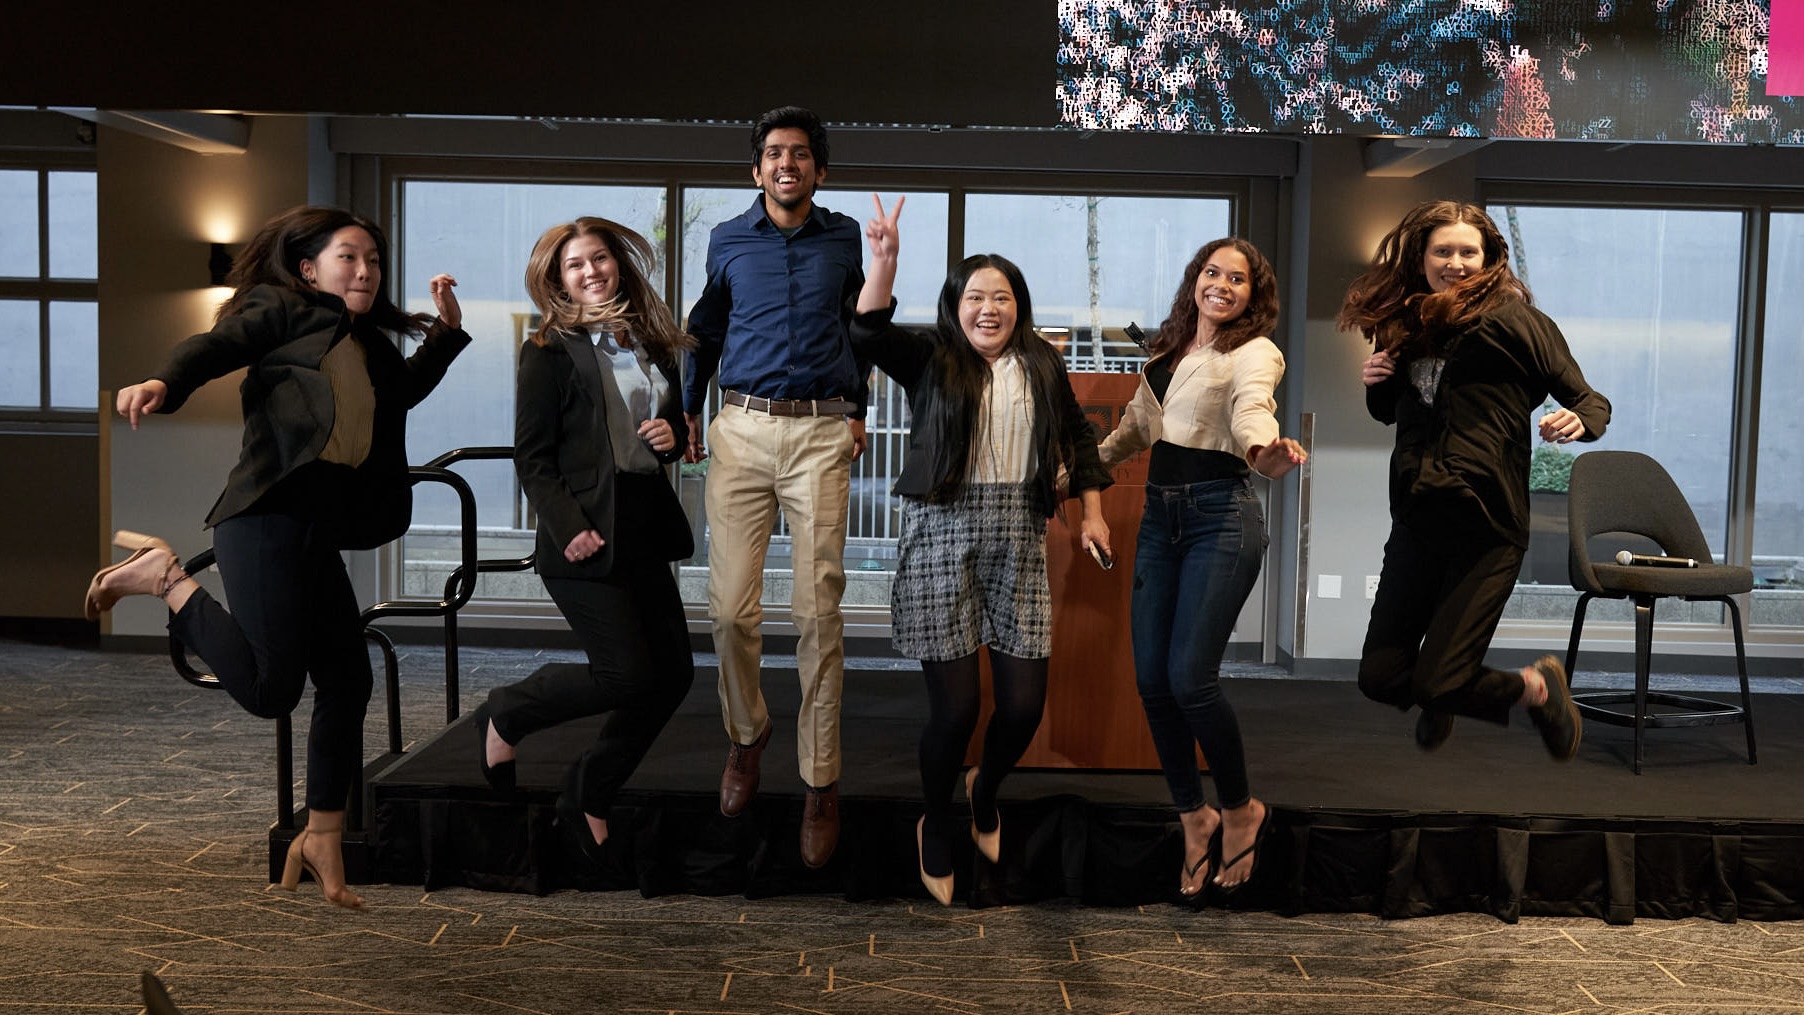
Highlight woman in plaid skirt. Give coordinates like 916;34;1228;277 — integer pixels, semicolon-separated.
850;196;1112;905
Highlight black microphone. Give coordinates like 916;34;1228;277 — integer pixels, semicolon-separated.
1615;550;1698;568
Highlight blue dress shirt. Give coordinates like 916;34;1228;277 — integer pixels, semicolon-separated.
683;195;867;419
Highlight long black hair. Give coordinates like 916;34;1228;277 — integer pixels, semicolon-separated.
216;206;430;335
913;254;1080;503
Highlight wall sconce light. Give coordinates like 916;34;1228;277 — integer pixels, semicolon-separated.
207;243;233;286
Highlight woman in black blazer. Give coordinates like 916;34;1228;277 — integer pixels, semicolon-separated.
85;206;471;908
474;217;696;861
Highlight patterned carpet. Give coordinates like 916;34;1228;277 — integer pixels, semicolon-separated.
2;637;1801;1014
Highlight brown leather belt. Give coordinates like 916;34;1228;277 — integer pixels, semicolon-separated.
722;390;858;417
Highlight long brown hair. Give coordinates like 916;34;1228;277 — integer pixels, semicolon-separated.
1146;237;1279;365
215;206;429;335
523;217;693;369
1336;200;1530;355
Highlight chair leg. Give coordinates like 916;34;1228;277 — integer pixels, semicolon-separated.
1563;592;1593;684
1722;596;1757;766
1631;595;1656;775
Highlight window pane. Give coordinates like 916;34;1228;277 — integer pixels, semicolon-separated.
0;300;40;407
1490;205;1743;618
964;193;1232;370
1755;212;1804;614
397;181;669;601
0;170;37;277
47;171;97;279
48;300;97;410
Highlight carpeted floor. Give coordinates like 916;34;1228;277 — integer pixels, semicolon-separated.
2;636;1802;1014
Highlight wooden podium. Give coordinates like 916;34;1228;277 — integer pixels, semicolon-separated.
970;371;1184;771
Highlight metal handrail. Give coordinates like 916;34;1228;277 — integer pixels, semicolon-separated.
165;457;490;830
418;447;537;723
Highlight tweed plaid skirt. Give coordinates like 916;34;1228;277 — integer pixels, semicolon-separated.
892;483;1051;662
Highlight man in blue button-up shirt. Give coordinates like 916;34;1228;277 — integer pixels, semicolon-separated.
683;106;865;868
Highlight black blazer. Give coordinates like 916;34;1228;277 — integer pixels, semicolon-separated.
514;328;692;580
153;284;471;548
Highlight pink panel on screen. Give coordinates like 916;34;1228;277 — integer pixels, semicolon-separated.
1774;0;1804;96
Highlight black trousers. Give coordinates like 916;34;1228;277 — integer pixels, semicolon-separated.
1357;519;1528;725
168;511;372;813
485;556;694;816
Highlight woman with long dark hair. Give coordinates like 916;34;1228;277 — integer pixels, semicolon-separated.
852;196;1112;905
1100;237;1305;898
85;205;472;908
1338;199;1610;760
472;217;695;861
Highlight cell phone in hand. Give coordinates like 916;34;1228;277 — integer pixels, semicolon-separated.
1088;542;1113;570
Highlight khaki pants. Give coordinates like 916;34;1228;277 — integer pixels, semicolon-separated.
705;405;852;788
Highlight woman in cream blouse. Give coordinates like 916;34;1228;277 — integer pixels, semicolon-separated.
1099;238;1306;901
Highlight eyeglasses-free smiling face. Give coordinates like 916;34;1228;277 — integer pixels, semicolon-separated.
1193;247;1252;332
558;233;619;306
300;226;381;315
752;126;824;216
959;267;1017;362
1422;221;1486;293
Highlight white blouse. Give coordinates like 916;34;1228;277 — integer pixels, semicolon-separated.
969;352;1035;484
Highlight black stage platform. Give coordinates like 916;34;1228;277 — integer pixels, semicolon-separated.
360;667;1804;924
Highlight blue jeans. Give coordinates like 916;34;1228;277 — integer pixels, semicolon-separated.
1131;478;1266;813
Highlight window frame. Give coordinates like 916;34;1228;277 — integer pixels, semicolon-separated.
357;153;1276;636
0;154;99;432
1479;180;1804;644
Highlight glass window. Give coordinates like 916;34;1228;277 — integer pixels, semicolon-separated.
1754;212;1804;613
48;300;97;410
1;167;97;419
397;180;671;601
47;171;98;279
1488;204;1744;615
0;300;38;407
393;176;1239;616
964;193;1232;370
0;170;36;277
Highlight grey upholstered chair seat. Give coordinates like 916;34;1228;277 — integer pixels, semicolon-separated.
1586;561;1752;599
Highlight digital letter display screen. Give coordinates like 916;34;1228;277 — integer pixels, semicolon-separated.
1057;0;1803;143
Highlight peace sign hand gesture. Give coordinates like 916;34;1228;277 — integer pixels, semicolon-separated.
865;193;905;263
856;194;906;315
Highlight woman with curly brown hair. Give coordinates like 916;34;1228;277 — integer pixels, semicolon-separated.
1338;200;1610;762
1099;237;1306;899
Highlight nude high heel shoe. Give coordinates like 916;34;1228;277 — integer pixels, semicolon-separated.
277;828;365;909
113;529;175;556
916;817;954;907
83;547;183;620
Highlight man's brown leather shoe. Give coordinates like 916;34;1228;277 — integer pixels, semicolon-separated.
719;722;771;817
799;782;839;868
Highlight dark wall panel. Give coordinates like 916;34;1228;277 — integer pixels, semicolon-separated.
0;1;1057;127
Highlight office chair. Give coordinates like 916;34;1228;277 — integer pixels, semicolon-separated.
1561;450;1756;774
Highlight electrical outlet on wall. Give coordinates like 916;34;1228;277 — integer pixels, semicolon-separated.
1365;575;1380;599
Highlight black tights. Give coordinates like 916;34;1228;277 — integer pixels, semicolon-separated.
917;649;1048;875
